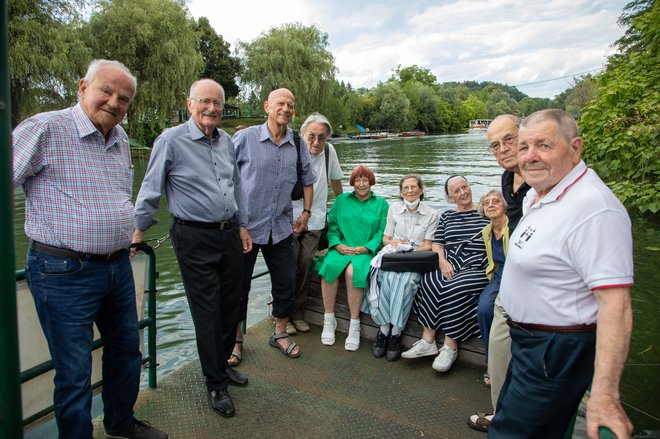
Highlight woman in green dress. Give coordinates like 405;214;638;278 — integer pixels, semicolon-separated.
317;165;389;351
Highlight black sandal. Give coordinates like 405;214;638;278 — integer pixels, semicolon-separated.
227;335;243;366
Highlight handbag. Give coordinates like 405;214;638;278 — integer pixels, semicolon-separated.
291;131;304;200
380;250;439;273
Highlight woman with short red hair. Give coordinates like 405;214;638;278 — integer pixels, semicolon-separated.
316;165;388;351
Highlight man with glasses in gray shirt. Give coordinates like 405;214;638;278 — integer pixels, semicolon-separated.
134;79;252;418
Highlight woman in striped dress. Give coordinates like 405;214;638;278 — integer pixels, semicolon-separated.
402;175;489;373
363;175;438;361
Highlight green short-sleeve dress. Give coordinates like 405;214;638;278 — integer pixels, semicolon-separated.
316;191;389;288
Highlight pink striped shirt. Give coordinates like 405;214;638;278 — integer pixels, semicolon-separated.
13;104;135;254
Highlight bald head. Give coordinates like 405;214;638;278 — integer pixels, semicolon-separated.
264;88;295;129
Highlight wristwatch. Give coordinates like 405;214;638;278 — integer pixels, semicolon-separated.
302;208;312;216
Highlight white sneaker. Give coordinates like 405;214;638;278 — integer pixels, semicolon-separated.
432;344;458;372
401;339;439;358
345;326;361;351
321;318;337;345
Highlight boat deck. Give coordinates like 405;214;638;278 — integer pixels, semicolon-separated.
93;318;495;438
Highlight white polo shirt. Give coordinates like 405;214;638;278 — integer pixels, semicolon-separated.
292;142;344;230
500;161;634;326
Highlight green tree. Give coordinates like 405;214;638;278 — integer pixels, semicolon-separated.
391;65;437;87
86;0;203;144
402;81;439;132
579;0;659;213
238;23;336;115
8;0;91;126
194;17;240;98
368;82;411;130
480;85;520;118
460;94;488;122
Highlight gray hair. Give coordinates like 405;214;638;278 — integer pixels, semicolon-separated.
521;109;578;143
189;79;225;101
478;190;508;216
84;59;137;93
300;112;333;138
444;175;468;202
398;174;425;201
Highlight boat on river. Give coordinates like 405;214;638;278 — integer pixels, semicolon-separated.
400;131;426;137
468;119;492;129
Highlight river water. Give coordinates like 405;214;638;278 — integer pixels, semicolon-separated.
12;131;659;433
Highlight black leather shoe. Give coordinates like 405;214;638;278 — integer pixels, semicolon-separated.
226;366;249;387
386;334;401;362
372;331;388;358
208;389;235;417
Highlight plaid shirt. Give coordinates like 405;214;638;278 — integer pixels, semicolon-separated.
13;104;135;254
233;123;316;245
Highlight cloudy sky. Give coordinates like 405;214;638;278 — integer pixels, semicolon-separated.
188;0;629;99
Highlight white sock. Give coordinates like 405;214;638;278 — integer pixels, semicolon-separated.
380;325;390;335
324;312;335;322
349;319;361;330
391;325;402;336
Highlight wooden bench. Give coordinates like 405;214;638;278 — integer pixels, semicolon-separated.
304;273;486;367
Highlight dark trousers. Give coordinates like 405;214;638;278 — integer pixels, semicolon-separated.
489;327;595;438
477;269;502;361
170;221;243;391
292;230;322;320
240;234;295;321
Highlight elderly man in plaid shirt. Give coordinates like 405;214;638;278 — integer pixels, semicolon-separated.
12;59;166;439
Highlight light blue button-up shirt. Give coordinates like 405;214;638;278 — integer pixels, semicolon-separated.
233;123;316;245
135;118;247;231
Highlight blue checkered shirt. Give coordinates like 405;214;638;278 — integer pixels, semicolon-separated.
233;123;316;245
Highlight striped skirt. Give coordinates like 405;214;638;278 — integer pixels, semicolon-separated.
364;270;422;328
415;268;489;341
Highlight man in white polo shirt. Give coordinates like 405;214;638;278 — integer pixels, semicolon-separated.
489;110;634;439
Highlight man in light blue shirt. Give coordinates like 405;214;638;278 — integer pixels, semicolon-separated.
232;88;316;361
134;79;252;418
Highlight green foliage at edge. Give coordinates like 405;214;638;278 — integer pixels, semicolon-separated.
579;0;659;214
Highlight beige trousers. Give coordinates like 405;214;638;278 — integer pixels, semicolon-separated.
488;294;512;411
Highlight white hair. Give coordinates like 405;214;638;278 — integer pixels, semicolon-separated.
300;112;333;138
83;59;137;92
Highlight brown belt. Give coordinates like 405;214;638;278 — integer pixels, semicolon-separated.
31;241;125;262
507;320;597;333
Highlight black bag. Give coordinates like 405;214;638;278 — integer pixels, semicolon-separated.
317;226;329;250
380;251;439;273
291;131;304;200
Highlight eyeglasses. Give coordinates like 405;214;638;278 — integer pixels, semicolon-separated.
488;134;517;153
402;185;420;192
482;198;502;207
190;98;224;109
306;134;327;143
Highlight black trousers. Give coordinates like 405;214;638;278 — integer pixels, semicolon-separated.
240;234;295;321
170;221;243;391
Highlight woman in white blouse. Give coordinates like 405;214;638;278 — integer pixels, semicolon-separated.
363;175;438;361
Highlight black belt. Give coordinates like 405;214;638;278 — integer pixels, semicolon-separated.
172;216;235;230
507;320;597;333
31;241;126;262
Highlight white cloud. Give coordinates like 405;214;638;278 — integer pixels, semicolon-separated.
187;0;628;98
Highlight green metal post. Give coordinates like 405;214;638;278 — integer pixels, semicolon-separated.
0;0;24;437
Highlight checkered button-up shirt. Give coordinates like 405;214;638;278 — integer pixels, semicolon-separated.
13;104;135;254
